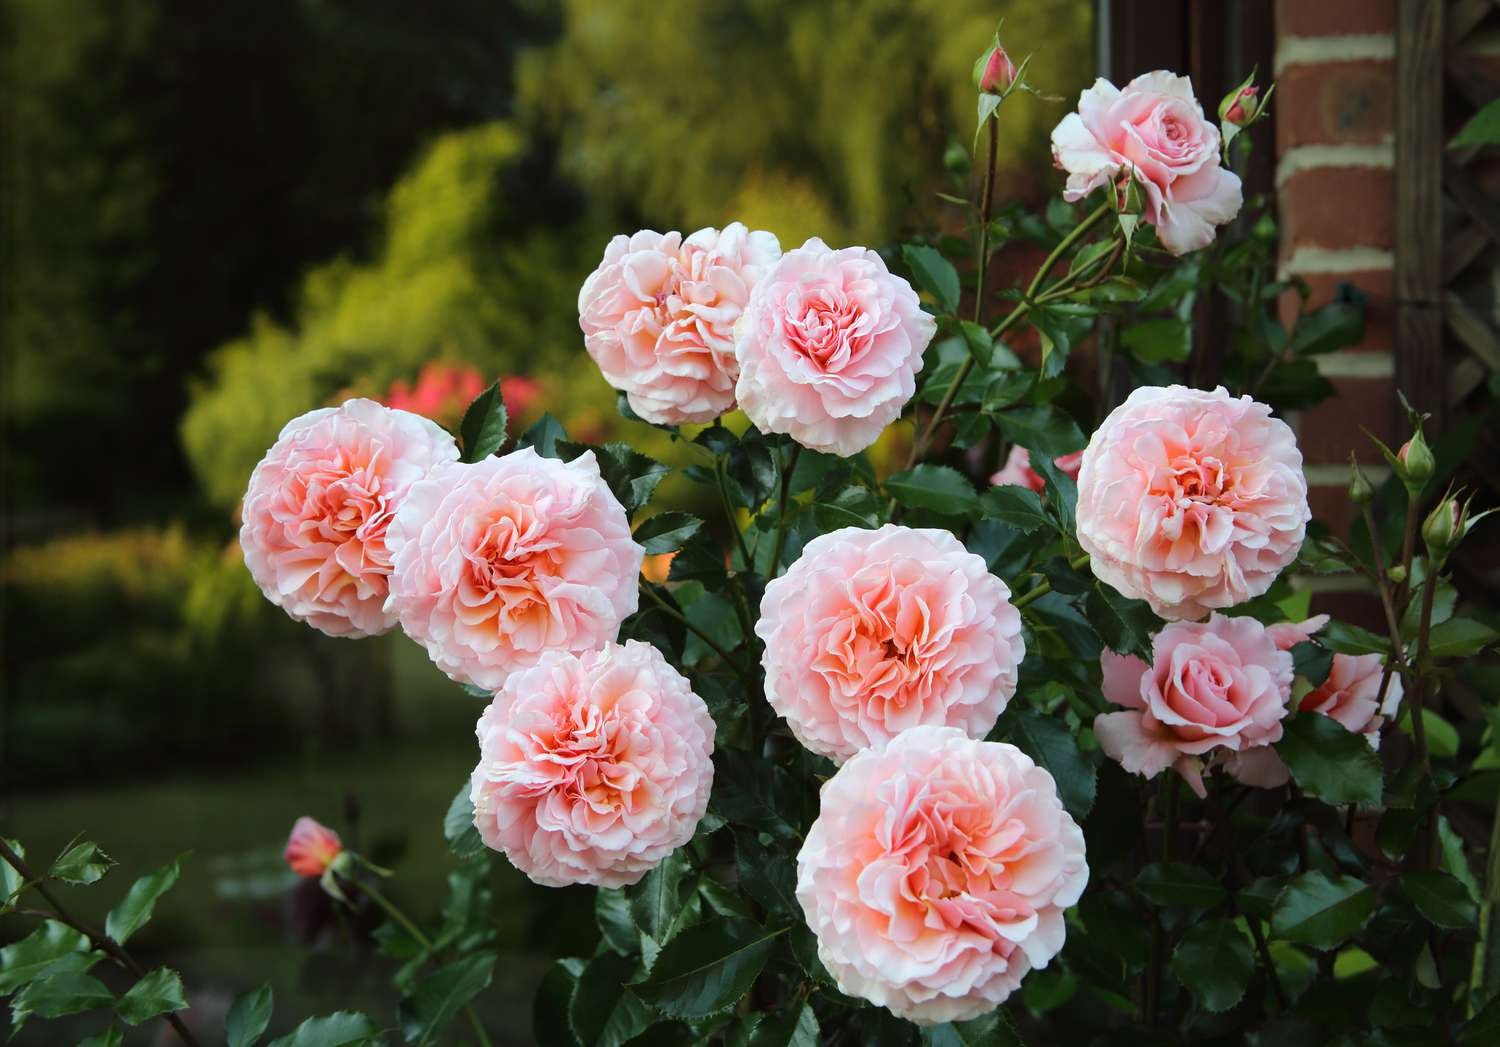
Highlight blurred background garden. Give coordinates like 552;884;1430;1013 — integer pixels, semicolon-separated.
0;1;1094;1040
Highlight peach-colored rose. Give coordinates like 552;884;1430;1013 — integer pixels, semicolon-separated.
284;816;343;878
756;525;1024;763
1094;613;1293;797
384;447;643;691
1050;72;1242;255
796;725;1087;1024
470;641;714;888
735;238;937;456
1076;385;1309;620
1265;614;1400;748
240;398;459;637
989;447;1084;492
578;224;781;425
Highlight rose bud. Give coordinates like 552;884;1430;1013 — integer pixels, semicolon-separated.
1422;496;1464;561
1396;429;1435;491
972;41;1016;95
284;817;344;878
1348;458;1375;505
1221;85;1259;127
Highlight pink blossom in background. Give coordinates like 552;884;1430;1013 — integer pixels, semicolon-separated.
1075;385;1309;620
757;525;1024;763
796;726;1088;1024
470;641;714;888
735;238;937;456
240;398;459;637
384;447;643;692
1094;613;1294;797
284;817;343;878
989;447;1084;492
1050;72;1242;255
381;365;541;431
579;223;781;425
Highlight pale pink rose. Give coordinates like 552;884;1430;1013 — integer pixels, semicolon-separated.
240;398;460;637
989;447;1085;492
384;447;643;691
284;816;343;878
1076;385;1309;620
735;238;937;456
797;725;1087;1024
1265;613;1330;651
756;525;1024;763
578;224;781;425
1094;613;1293;797
1050;72;1243;255
470;641;714;888
1265;613;1400;747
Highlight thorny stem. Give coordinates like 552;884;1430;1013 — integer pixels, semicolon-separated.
0;839;202;1047
1469;782;1500;1016
1398;495;1421;610
1360;502;1413;683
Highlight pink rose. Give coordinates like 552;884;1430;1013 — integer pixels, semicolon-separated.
989;447;1084;492
735;238;937;456
578;223;781;425
384;447;643;691
1076;385;1309;620
240;398;459;637
756;525;1024;763
283;816;343;878
470;641;714;887
1265;615;1400;748
1094;613;1293;797
796;725;1088;1024
1050;72;1242;255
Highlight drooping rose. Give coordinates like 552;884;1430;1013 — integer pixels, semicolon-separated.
757;525;1024;763
1094;613;1293;797
796;725;1088;1024
1076;385;1309;620
1050;71;1242;255
470;641;714;888
578;224;781;425
735;238;937;456
284;817;343;878
989;447;1084;492
240;398;460;638
384;447;643;691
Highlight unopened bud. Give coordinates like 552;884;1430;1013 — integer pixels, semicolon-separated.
1422;497;1463;561
1221;85;1259;127
1114;172;1146;216
1348;459;1375;504
1387;564;1407;584
1395;429;1435;492
973;42;1017;95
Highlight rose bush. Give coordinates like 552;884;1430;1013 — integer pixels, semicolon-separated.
6;26;1496;1047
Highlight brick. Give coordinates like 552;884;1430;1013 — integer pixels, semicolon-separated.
1275;61;1393;152
1307;589;1386;634
1280;166;1393;251
1296;375;1397;466
1308;484;1361;540
1274;0;1394;39
1276;269;1394;353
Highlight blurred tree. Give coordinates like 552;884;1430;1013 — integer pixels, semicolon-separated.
516;0;1093;245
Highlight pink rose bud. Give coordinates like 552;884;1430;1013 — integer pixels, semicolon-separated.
1422;497;1464;560
972;42;1016;95
1395;430;1434;489
284;817;343;878
1222;86;1259;126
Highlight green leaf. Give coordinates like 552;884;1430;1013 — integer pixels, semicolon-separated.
570;951;651;1047
1291;296;1365;356
630;919;780;1020
1426;618;1500;658
226;983;274;1047
902;244;960;315
0;920;96;993
266;1011;382;1047
979;485;1050;533
1087;585;1158;658
1001;708;1096;819
885;465;979;517
79;1027;123;1047
443;782;485;861
812;487;883;531
1121;317;1191;363
629;849;691;945
921;1010;1023;1045
105;855;184;946
1461;993;1500;1046
1;838;25;903
399;952;495;1045
1271;871;1378;949
595;889;639;957
10;971;113;1029
1276;713;1383;806
458;380;509;462
734;833;799;921
742;1001;819;1047
1134;862;1227;909
1450;96;1500;148
1290;641;1334;686
958;321;993;367
517;413;567;459
533;959;585;1047
1171;919;1254;1012
1319;620;1388;655
634;513;703;555
992;405;1085;458
50;841;115;886
116;967;187;1026
1400;871;1477;929
597;443;671;516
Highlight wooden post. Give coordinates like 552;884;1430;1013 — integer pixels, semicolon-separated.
1393;0;1445;430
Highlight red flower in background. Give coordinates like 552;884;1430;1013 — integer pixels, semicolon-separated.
379;364;542;432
